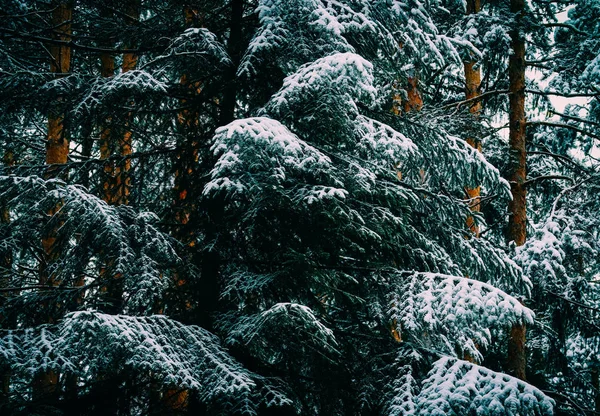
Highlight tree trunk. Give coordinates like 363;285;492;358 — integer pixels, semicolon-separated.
390;64;423;341
36;0;73;401
1;150;14;399
99;21;116;202
45;1;72;176
172;6;202;246
592;367;600;413
100;0;137;207
98;1;139;315
160;8;202;411
220;0;244;125
506;0;527;381
464;0;482;237
403;75;423;113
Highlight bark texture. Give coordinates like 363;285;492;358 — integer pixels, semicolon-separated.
100;1;138;207
403;75;423;113
172;6;202;245
507;0;527;247
37;1;73;399
463;0;483;236
161;8;202;410
506;0;527;382
45;1;72;173
0;150;14;397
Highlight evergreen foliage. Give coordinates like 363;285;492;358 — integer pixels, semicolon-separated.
0;0;598;414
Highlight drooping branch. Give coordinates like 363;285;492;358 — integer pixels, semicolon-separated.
524;175;574;186
527;120;600;141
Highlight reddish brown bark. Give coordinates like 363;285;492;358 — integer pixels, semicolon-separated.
97;1;140;318
172;6;202;245
100;1;138;207
45;2;72;173
36;2;73;399
391;77;422;114
403;76;423;113
507;0;527;248
507;322;527;380
461;0;484;365
390;67;423;342
161;388;189;413
41;0;72;293
464;42;482;236
506;0;527;381
160;7;202;411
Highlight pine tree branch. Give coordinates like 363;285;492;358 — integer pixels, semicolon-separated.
542;22;586;36
527;120;600;141
541;388;599;415
529;150;590;173
439;89;510;110
524;175;574;186
0;27;157;54
545;290;600;312
527;89;599;98
548;109;600;129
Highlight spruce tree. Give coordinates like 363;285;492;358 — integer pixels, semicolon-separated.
0;0;597;414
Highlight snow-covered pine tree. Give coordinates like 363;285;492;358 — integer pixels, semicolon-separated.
206;0;554;413
1;0;595;414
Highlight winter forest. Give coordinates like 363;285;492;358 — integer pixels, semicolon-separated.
1;0;600;415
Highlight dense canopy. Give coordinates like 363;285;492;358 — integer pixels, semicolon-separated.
0;0;599;415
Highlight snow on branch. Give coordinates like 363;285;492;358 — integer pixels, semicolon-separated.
0;176;179;312
415;357;554;415
0;312;291;414
389;272;534;363
227;302;338;353
76;70;167;114
147;27;231;72
204;117;336;197
239;0;355;77
355;115;417;168
265;52;376;118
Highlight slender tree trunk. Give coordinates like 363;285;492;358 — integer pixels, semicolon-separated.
464;0;482;237
113;0;138;206
100;1;137;207
44;2;72;178
35;0;73;401
98;1;139;316
160;8;202;411
99;28;116;203
220;0;244;125
172;6;202;246
506;0;527;381
390;64;423;341
592;367;600;413
1;149;14;399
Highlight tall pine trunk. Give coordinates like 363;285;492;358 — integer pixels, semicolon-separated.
172;6;202;246
98;0;139;315
390;64;423;342
1;149;14;398
506;0;527;381
35;0;73;401
464;0;482;237
220;0;244;125
159;8;202;411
